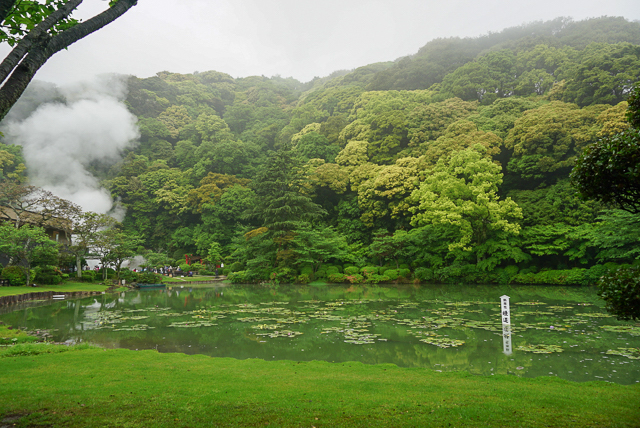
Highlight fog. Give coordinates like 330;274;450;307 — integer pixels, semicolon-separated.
0;76;139;215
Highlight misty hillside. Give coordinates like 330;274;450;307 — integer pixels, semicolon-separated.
2;16;640;285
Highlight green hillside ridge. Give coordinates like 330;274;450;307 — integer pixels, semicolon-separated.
2;16;640;288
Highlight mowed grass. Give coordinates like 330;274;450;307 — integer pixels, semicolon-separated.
1;346;638;427
0;282;109;297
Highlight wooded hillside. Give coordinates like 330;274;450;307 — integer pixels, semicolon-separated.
4;16;640;286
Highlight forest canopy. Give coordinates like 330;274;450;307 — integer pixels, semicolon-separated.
2;16;640;288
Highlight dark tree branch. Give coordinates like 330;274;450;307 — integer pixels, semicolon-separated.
0;0;137;121
0;0;83;84
0;0;17;25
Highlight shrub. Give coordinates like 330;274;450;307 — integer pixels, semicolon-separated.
326;265;341;276
33;266;63;285
378;266;388;275
296;274;311;284
344;266;359;275
398;268;411;278
272;268;296;283
189;262;204;272
366;274;390;284
414;267;434;282
315;268;328;279
384;269;399;280
360;266;378;277
97;267;116;280
512;268;591;286
344;274;364;284
119;269;138;283
138;272;163;284
81;271;96;282
228;271;247;283
492;265;519;284
300;265;314;279
327;273;346;283
597;266;640;321
222;268;231;275
230;262;244;272
1;266;26;286
179;263;190;273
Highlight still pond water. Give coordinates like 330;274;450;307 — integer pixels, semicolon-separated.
2;283;639;385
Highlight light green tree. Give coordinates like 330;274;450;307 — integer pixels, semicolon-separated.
409;146;523;268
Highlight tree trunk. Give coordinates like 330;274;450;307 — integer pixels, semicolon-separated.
76;255;82;278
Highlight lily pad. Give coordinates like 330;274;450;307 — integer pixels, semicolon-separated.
419;337;465;348
516;344;564;354
605;348;640;360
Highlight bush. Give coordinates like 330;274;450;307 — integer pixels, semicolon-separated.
137;272;163;284
315;268;328;279
344;274;364;284
228;270;248;283
271;268;296;284
230;262;244;272
97;267;116;280
33;266;63;285
492;265;519;284
189;262;204;272
81;271;96;282
598;266;640;320
344;266;359;276
511;268;592;286
360;266;378;277
222;268;231;276
119;269;139;283
366;274;390;284
300;265;314;279
327;273;346;283
414;267;434;282
296;274;311;284
1;266;26;286
398;268;411;279
384;269;399;280
326;265;341;276
179;263;190;273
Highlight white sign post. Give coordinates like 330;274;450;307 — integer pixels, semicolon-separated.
500;295;512;355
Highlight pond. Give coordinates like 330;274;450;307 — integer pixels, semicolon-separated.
1;283;639;385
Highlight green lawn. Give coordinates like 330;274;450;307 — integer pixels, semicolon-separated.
0;282;110;297
0;344;638;427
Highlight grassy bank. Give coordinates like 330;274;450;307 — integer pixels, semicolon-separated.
0;282;110;298
1;345;638;427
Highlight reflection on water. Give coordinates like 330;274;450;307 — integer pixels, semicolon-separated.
1;283;639;385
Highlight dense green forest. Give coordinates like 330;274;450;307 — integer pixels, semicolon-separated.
3;16;640;286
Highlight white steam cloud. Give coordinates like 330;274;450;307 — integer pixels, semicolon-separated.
2;75;139;215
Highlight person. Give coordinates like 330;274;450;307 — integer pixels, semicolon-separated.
215;267;218;277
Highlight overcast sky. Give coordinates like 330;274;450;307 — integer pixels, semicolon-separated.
3;0;640;85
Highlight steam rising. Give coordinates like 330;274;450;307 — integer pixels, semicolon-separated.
1;75;139;215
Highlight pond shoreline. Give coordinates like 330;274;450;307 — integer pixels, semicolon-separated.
0;289;108;307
